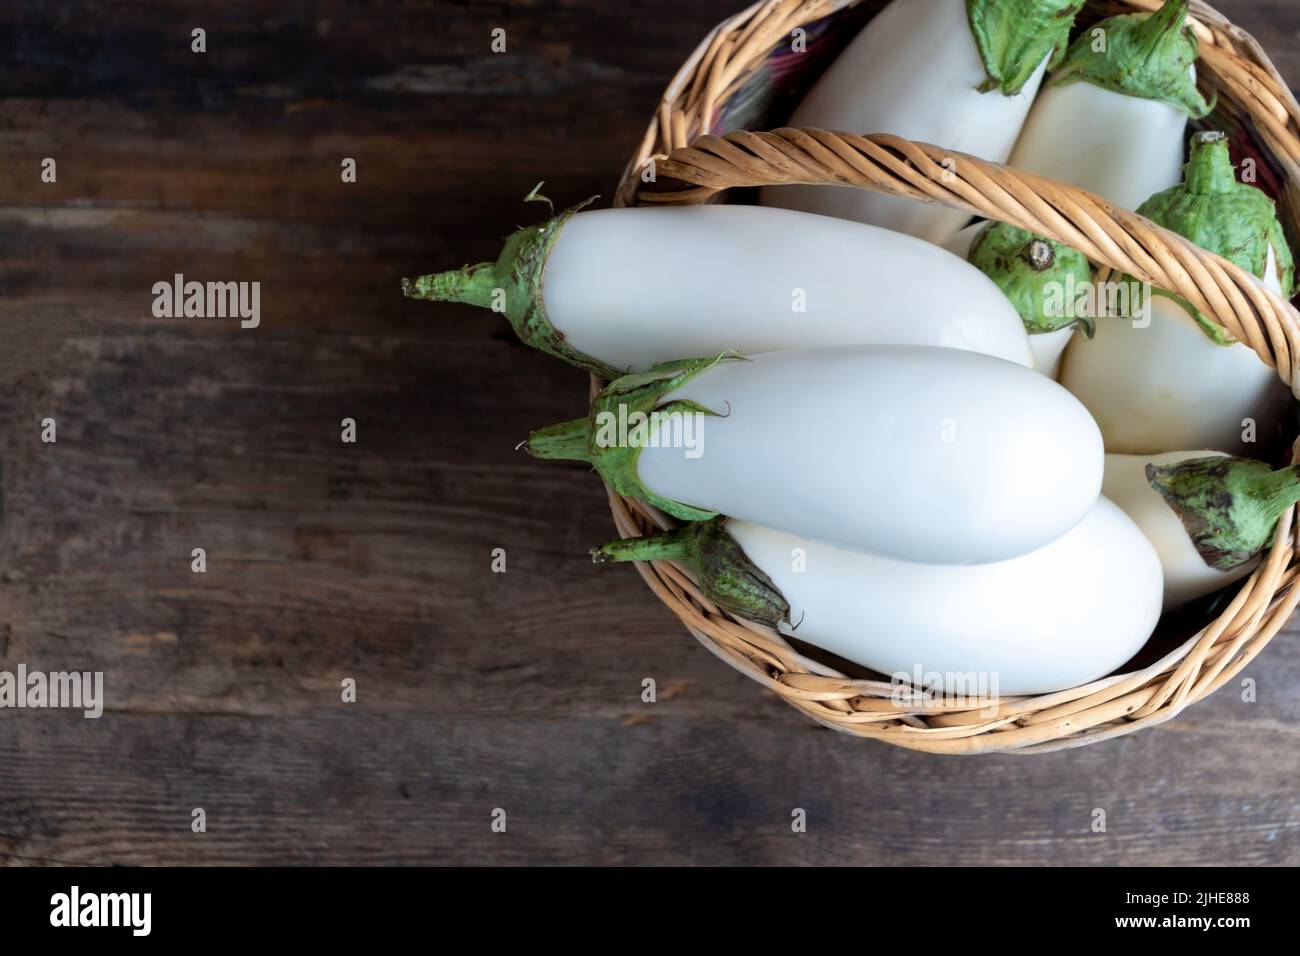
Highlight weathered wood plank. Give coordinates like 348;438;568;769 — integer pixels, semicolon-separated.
1;703;1296;866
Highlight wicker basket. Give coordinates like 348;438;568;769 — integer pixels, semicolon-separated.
595;0;1300;754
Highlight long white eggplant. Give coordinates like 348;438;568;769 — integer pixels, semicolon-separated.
1011;85;1186;211
527;347;1104;564
1008;0;1211;211
760;0;1081;242
404;204;1032;377
1103;451;1256;609
1063;293;1288;454
594;501;1162;696
944;221;1092;378
1059;133;1296;454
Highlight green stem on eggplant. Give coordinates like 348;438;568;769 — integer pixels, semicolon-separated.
523;354;738;522
1146;455;1300;570
523;417;595;464
1181;129;1238;193
1141;131;1296;297
402;194;618;379
593;517;791;628
403;261;498;309
967;221;1095;336
1048;0;1213;118
965;0;1085;95
1134;130;1297;344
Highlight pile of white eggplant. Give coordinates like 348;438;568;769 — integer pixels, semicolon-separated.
406;0;1300;699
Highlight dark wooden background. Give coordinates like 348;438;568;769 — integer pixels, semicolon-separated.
0;0;1296;866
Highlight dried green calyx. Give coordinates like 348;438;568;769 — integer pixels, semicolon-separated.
1135;130;1297;344
967;221;1095;336
1147;455;1300;571
1049;0;1213;118
402;188;617;378
966;0;1085;95
524;354;738;521
593;517;791;628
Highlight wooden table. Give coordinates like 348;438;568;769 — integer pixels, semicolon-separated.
1;0;1297;866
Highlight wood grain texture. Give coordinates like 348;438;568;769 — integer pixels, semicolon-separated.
0;0;1297;866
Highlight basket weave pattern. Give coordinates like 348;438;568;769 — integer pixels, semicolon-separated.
606;0;1300;753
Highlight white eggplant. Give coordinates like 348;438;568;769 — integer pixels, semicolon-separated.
405;204;1032;377
527;346;1104;565
944;221;1092;378
1061;291;1288;454
1103;451;1255;609
595;501;1162;697
1008;0;1211;211
1059;133;1296;454
1010;86;1188;211
760;0;1080;242
1026;329;1073;381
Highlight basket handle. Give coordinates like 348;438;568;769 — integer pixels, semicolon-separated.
638;127;1300;395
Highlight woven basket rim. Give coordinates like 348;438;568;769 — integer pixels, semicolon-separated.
605;0;1300;754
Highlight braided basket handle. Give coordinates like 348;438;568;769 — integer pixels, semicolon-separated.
638;128;1300;395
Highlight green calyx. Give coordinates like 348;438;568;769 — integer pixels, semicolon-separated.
966;0;1085;95
1049;0;1213;117
402;190;617;379
1141;132;1297;295
593;517;791;628
524;354;740;521
967;221;1095;336
1135;131;1297;344
1146;455;1300;571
